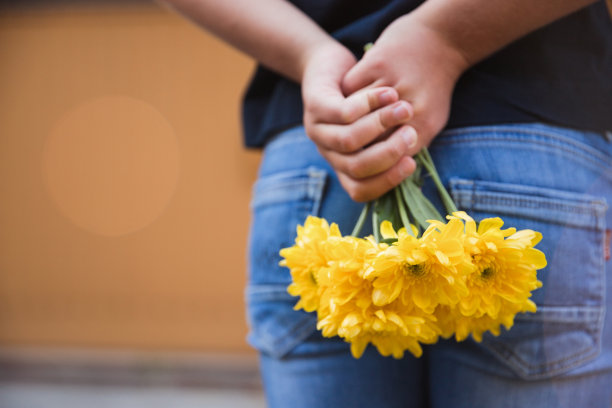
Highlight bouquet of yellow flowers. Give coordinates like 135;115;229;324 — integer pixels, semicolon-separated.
280;149;546;359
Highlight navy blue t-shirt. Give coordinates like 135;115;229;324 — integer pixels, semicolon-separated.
242;0;612;148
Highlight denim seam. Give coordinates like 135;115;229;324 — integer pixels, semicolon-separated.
275;315;317;352
251;167;327;209
307;167;326;216
437;131;612;176
440;125;612;167
456;192;604;215
487;308;603;370
251;183;313;208
450;179;608;207
249;316;315;358
513;306;603;322
253;178;312;193
487;306;603;373
454;194;605;230
267;314;317;353
454;199;603;231
486;340;600;380
245;285;318;357
441;137;610;177
485;309;604;377
451;180;607;230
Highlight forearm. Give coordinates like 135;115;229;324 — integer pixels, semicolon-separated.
412;0;599;69
159;0;340;82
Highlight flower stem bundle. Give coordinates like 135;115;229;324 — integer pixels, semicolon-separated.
280;149;546;359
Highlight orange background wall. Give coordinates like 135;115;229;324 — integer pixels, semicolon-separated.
0;3;260;352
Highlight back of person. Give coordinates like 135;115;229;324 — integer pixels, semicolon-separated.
163;0;612;406
242;0;612;148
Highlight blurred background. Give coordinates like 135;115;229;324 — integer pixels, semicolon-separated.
0;0;265;406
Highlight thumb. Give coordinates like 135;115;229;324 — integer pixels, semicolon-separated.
341;59;378;97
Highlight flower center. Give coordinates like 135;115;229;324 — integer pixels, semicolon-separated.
402;262;426;277
480;266;496;280
309;269;318;285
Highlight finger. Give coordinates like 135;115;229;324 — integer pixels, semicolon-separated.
339;87;399;124
342;57;380;97
319;125;417;179
309;100;414;153
305;86;399;125
337;156;417;203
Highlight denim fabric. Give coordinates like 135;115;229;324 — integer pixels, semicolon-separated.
246;123;612;407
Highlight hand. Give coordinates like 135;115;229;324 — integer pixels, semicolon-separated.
343;13;470;157
302;42;419;202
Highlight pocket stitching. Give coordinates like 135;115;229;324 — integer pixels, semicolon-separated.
484;304;604;379
247;167;327;357
438;126;612;176
485;336;600;380
451;179;607;230
251;167;326;209
450;177;606;379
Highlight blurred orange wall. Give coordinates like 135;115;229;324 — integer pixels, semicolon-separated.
0;3;260;353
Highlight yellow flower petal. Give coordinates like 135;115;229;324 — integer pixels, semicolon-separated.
380;220;398;240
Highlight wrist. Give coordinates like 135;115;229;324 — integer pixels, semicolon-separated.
406;13;472;81
299;39;354;83
383;13;470;85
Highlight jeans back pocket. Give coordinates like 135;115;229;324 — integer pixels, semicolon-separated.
450;177;607;379
247;167;327;358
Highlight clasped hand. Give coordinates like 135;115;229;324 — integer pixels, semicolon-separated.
302;14;468;202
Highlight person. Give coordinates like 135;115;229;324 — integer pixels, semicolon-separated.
161;0;612;406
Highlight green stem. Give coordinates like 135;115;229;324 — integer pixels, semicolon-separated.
398;181;421;233
351;202;371;237
418;148;458;214
401;178;443;226
394;187;412;233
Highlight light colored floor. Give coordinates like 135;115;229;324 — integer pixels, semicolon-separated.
0;348;267;408
0;383;267;408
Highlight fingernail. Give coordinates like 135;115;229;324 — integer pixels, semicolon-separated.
399;158;413;178
393;103;410;120
402;127;417;149
379;90;395;105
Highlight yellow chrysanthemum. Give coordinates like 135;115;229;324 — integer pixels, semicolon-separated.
434;212;546;342
315;235;378;337
281;210;546;358
450;211;545;319
280;216;341;312
365;220;473;314
322;299;441;359
309;230;440;359
435;299;536;342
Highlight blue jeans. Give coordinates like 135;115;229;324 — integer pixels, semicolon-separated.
246;123;612;408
